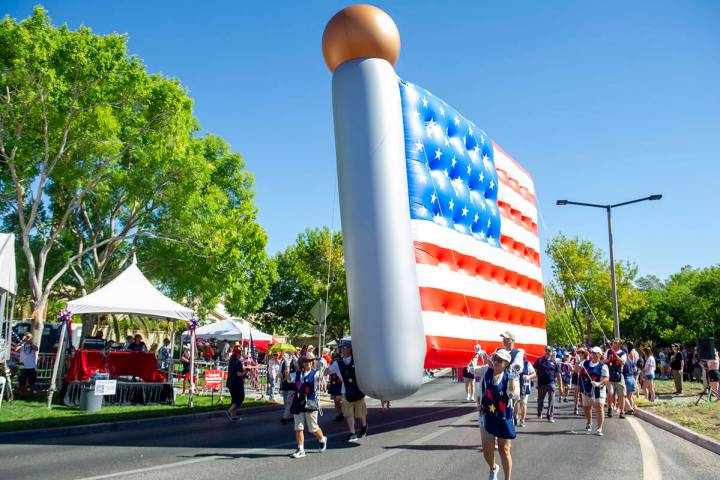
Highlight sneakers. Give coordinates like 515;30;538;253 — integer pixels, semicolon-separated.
596;430;604;437
547;417;555;423
607;410;613;418
290;448;306;458
318;437;328;452
347;433;359;443
585;424;592;432
488;464;499;480
359;425;368;438
619;412;626;419
573;408;579;415
519;420;527;428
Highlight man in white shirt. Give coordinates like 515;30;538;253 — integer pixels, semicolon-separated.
14;332;39;394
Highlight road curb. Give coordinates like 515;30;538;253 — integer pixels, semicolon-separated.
635;406;720;455
0;403;282;443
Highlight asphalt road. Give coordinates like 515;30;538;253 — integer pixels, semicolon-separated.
0;375;717;480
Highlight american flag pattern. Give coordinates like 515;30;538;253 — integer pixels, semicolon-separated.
399;79;546;368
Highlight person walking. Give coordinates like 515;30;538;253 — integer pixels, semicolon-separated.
280;351;299;424
226;347;247;420
289;352;328;458
266;352;280;400
706;349;719;397
477;349;517;480
533;346;563;422
605;338;627;418
517;355;536;427
577;346;610;436
328;341;367;442
623;342;639;414
670;343;684;394
641;347;656;402
571;348;589;415
463;357;478;401
559;352;572;403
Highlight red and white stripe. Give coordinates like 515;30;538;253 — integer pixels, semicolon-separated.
416;142;546;368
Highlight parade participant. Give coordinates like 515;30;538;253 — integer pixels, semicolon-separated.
266;352;280;400
498;332;523;401
328;341;367;442
280;351;298;424
327;359;344;421
477;349;516;480
180;345;192;394
577;346;610;436
517;354;536;427
463;356;478;401
605;338;627;418
571;348;589;415
226;347;247;421
289;352;327;458
534;346;563;422
559;352;572;403
623;342;638;414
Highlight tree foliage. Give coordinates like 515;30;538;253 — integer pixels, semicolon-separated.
544;234;645;344
259;227;348;341
0;8;271;335
626;266;720;345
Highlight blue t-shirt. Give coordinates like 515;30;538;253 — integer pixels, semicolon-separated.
534;356;560;386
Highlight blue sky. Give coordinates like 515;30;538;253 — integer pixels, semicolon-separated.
5;1;719;281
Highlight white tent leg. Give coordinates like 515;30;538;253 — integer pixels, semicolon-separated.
47;320;68;408
189;329;195;408
168;320;176;397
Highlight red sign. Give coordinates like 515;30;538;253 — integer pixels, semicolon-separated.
204;369;223;390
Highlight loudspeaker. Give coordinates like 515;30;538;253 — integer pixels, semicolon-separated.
696;337;716;361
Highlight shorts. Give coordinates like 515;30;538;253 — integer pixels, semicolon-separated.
609;380;626;398
519;394;529;405
19;368;37;387
708;370;719;382
342;397;367;419
582;391;606;407
624;376;637;393
644;374;655;381
294;410;320;432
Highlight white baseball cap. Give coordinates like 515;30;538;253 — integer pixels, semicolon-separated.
500;331;516;341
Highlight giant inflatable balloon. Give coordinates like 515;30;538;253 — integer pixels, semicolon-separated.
324;5;546;400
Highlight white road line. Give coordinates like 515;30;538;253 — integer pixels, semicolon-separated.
74;407;464;480
627;417;662;480
314;411;474;480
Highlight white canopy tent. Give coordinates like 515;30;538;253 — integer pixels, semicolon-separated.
67;262;193;321
0;234;17;408
0;234;16;296
186;319;275;351
47;261;195;407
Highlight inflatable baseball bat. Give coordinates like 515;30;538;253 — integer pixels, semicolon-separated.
323;5;426;399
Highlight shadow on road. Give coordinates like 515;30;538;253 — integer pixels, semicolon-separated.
2;405;477;451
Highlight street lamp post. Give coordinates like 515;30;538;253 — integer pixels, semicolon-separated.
556;194;662;339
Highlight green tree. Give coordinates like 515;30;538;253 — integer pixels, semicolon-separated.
545;234;645;344
259;227;348;341
628;266;720;345
0;8;271;337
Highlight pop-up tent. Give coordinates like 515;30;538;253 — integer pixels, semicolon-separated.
47;260;195;407
188;319;275;352
67;262;193;320
0;233;16;408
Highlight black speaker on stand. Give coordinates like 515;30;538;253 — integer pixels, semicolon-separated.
695;337;718;405
696;337;716;361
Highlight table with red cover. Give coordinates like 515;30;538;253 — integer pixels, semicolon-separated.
65;350;166;383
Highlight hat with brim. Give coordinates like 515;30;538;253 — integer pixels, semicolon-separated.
492;349;511;363
590;346;603;354
500;331;516;341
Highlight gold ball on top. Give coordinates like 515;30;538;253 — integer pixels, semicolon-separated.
322;4;400;73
